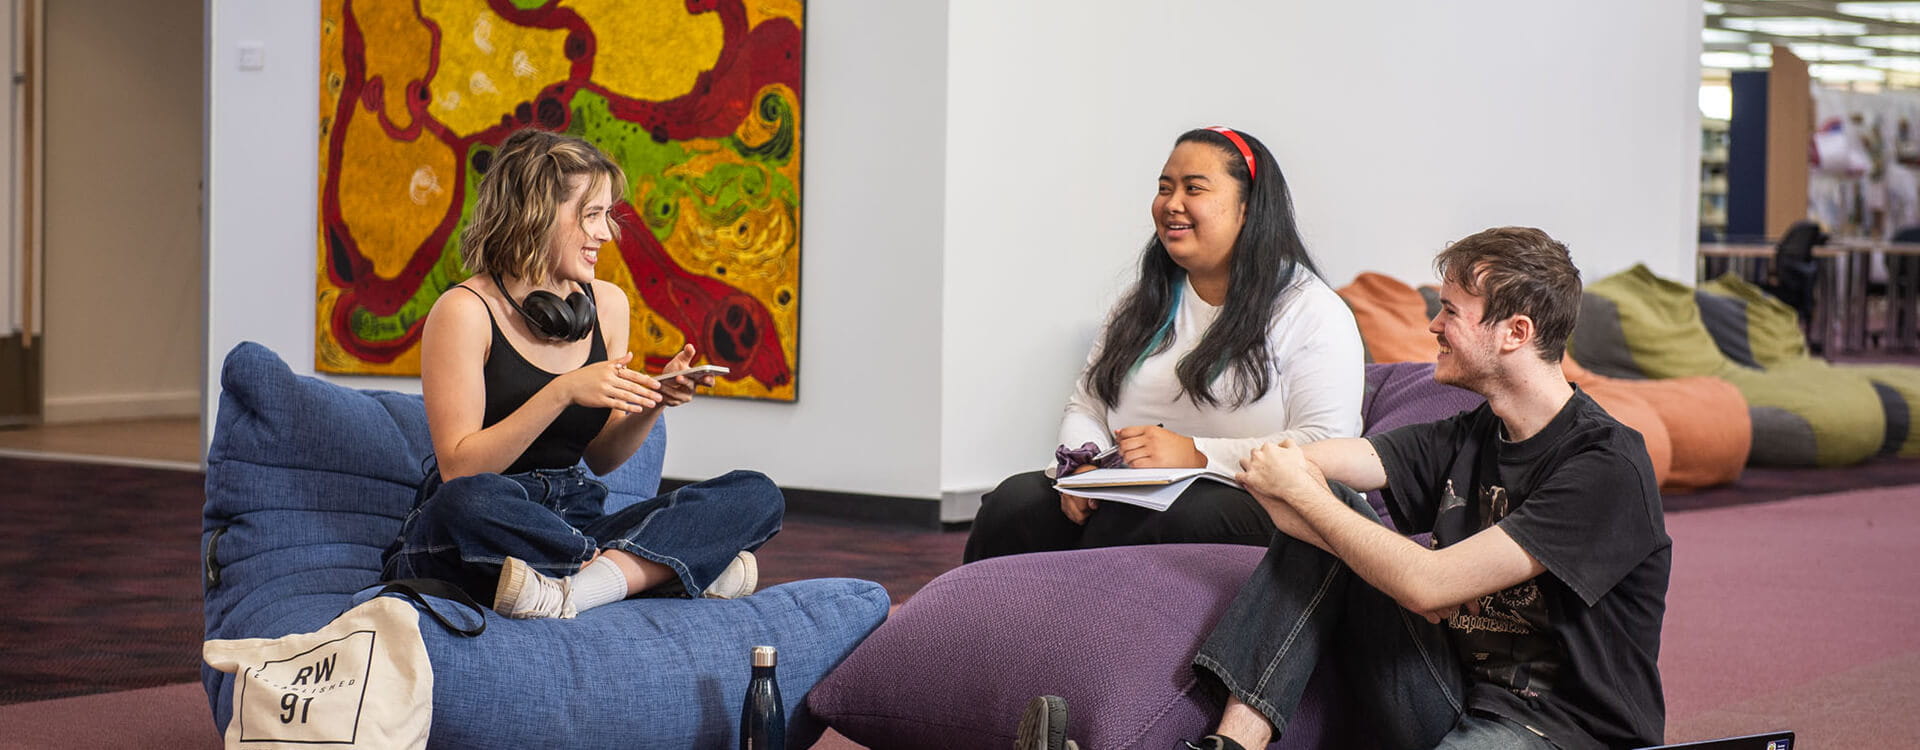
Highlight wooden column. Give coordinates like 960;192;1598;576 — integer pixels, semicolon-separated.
1766;44;1811;238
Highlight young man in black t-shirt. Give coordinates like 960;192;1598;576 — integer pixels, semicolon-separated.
1178;227;1670;750
956;227;1666;750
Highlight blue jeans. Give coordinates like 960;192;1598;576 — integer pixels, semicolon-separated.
382;462;784;601
1192;485;1556;750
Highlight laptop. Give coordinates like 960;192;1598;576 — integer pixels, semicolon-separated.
1639;731;1794;750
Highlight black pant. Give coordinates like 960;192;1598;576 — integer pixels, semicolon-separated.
961;469;1277;563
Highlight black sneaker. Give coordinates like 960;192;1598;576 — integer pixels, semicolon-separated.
1183;735;1248;750
1015;695;1079;750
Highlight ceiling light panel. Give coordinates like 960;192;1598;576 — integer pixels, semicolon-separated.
1788;42;1877;60
1858;35;1920;51
1868;55;1920;71
1809;63;1888;82
1837;2;1920;22
1703;29;1751;44
1721;17;1870;36
1702;51;1771;69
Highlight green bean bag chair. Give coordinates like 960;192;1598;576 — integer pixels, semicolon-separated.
1571;264;1883;467
1698;273;1920;458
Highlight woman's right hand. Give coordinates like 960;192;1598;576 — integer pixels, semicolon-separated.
1058;463;1100;524
558;352;661;413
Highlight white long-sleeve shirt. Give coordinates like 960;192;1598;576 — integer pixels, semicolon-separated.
1056;271;1365;475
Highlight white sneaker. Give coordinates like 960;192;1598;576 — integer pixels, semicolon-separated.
493;556;578;619
1015;695;1079;750
703;551;759;599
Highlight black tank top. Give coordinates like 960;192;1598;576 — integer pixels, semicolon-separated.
458;285;612;474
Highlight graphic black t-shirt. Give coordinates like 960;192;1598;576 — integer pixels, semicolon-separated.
1366;389;1671;750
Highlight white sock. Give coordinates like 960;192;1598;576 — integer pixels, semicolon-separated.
568;555;630;613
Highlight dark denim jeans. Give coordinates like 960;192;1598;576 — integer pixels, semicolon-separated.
382;462;783;602
1192;485;1555;750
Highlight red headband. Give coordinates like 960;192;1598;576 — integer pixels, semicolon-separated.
1207;126;1256;181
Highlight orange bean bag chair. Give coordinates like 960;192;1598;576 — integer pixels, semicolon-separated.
1560;356;1751;491
1336;272;1439;363
1571;376;1675;490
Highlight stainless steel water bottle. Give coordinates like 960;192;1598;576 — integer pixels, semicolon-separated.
740;645;784;750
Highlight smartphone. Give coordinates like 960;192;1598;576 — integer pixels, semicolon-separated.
656;364;730;381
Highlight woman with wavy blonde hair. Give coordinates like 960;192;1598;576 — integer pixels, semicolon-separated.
381;129;781;619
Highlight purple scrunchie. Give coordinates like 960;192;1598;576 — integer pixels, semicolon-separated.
1054;441;1127;477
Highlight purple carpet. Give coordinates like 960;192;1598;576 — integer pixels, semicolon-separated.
1659;484;1920;748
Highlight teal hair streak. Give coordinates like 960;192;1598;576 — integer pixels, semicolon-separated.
1129;280;1182;379
1128;277;1236;390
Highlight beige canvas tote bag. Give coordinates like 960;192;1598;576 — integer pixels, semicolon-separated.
203;595;432;749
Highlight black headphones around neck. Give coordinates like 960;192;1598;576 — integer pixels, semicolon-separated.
493;272;597;342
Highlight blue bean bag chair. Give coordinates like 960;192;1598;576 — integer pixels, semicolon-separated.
201;342;889;748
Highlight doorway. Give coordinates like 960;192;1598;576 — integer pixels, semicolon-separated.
0;0;204;466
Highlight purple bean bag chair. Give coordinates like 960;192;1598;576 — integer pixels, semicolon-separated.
808;363;1482;748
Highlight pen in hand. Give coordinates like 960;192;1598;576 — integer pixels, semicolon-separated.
1095;423;1165;465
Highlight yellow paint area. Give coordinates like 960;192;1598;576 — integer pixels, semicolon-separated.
354;1;435;132
679;188;794;281
744;0;805;33
319;2;346;186
338;115;459;279
421;0;572;136
563;0;723;102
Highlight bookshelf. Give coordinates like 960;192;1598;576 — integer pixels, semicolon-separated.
1701;117;1731;239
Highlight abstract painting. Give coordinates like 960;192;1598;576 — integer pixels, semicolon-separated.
317;0;802;401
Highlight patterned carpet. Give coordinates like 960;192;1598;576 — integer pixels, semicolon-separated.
0;457;207;705
0;455;969;706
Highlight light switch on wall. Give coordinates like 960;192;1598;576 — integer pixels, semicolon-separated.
238;42;265;72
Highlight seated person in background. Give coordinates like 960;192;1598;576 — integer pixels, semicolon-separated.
1023;227;1671;750
964;127;1363;563
381;129;782;619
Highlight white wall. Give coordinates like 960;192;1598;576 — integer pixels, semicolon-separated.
938;0;1705;499
43;0;201;423
206;0;949;498
204;0;325;435
208;0;1700;508
665;0;948;497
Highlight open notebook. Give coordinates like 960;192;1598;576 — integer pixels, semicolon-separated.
1054;467;1240;511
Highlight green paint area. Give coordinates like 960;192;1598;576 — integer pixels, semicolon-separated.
568;90;796;242
508;0;551;10
347;145;488;343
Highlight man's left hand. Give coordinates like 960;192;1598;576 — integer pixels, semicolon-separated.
1237;439;1327;505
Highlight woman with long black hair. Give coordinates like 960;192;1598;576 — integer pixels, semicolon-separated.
964;127;1362;562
